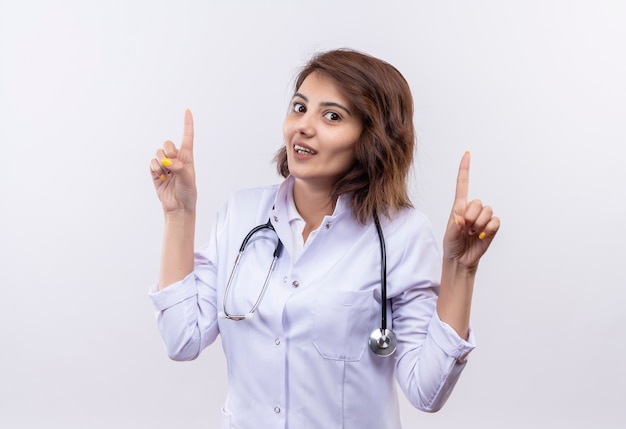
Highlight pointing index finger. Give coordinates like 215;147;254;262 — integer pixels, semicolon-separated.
455;151;470;204
181;108;194;151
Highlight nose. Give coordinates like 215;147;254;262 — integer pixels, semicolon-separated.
294;112;315;136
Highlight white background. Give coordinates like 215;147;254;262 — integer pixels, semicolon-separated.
1;1;625;428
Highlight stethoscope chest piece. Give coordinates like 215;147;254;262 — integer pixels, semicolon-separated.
368;212;396;358
369;328;397;357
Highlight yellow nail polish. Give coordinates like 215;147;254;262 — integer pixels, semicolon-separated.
454;215;460;225
465;150;471;155
478;232;486;240
159;174;166;181
162;157;172;167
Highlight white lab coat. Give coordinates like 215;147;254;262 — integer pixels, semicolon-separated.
149;176;475;429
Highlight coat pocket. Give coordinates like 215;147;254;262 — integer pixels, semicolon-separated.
311;289;376;361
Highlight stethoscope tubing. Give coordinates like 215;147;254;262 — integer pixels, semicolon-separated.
220;220;283;321
373;212;388;330
220;214;397;357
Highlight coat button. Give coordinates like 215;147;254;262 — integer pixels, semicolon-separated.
292;280;299;288
275;338;281;345
274;406;281;413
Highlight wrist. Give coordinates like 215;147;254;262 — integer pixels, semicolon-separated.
163;208;196;222
442;256;478;277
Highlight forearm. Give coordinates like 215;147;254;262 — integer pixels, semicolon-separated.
436;258;477;339
159;211;196;290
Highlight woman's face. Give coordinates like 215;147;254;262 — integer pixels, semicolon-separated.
282;72;363;190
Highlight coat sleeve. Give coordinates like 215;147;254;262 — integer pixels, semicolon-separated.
389;211;476;412
147;209;224;361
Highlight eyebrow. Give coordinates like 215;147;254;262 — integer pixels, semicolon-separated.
293;92;353;116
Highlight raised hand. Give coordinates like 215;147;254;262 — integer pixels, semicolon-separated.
443;152;500;270
150;109;197;214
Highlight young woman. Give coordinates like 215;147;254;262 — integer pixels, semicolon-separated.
149;49;500;429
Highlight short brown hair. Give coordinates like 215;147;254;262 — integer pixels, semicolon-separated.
275;49;415;224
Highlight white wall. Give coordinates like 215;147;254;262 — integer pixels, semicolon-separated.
1;1;624;428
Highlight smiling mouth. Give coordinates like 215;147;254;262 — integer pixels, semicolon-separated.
294;144;316;155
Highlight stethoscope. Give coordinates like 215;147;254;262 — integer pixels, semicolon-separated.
218;213;397;357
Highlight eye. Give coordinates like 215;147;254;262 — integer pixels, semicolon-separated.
323;111;341;121
292;102;306;113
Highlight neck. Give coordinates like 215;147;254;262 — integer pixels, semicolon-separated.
292;179;337;241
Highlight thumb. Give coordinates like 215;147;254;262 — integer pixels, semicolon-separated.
447;210;467;240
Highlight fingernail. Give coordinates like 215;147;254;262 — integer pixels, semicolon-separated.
161;157;172;167
465;150;471;155
454;215;460;225
159;174;166;181
478;232;486;240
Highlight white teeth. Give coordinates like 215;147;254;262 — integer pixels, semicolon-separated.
294;144;315;155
